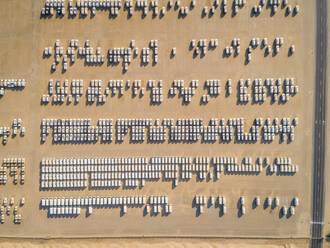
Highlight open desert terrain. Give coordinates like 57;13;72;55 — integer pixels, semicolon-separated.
0;0;327;247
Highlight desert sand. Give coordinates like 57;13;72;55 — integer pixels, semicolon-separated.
0;0;323;246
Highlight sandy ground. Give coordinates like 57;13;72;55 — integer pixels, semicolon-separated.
0;0;319;244
0;238;310;248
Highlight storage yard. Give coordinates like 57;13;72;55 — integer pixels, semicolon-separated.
0;0;327;247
